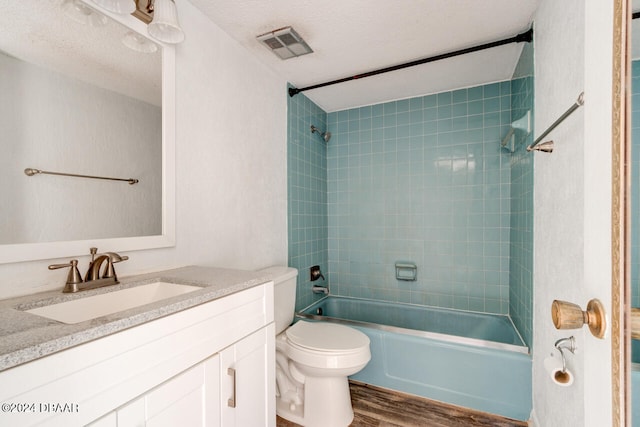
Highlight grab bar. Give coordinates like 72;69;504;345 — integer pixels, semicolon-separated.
24;168;139;185
527;92;584;153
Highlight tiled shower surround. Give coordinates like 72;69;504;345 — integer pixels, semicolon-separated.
326;83;512;315
288;56;534;348
287;86;329;310
508;42;534;349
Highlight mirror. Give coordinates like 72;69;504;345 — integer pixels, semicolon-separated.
0;0;175;263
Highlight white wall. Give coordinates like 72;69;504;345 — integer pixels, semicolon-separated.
0;52;162;245
0;0;288;298
582;1;614;425
532;1;613;426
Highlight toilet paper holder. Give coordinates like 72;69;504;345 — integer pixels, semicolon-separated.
554;336;576;373
546;336;576;386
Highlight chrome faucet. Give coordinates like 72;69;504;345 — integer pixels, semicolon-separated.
85;248;128;282
310;265;328;294
311;285;329;295
49;247;129;293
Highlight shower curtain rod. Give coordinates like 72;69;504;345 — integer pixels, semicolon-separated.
288;27;533;98
526;92;584;153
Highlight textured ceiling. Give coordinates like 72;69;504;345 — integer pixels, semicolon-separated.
0;0;161;106
6;2;636;111
187;0;539;112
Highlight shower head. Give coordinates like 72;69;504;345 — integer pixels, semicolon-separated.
310;125;331;143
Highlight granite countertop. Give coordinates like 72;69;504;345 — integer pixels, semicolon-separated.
0;266;273;372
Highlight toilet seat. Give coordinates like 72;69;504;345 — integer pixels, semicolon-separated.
285;321;369;354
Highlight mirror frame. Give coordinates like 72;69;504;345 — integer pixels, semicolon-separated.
0;7;175;264
612;0;630;425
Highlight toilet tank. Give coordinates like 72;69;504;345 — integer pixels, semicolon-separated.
257;266;298;334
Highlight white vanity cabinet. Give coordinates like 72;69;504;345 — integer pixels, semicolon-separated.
0;282;275;427
89;353;221;427
219;324;274;427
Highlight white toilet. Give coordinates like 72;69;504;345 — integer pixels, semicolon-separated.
260;266;371;427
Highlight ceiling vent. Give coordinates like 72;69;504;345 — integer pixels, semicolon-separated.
256;26;313;60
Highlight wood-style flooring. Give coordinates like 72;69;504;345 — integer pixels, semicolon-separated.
276;381;528;427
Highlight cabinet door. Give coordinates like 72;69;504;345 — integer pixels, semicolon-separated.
145;354;221;427
220;324;275;427
87;354;221;427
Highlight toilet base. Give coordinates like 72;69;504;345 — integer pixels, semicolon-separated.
276;376;354;427
276;397;305;425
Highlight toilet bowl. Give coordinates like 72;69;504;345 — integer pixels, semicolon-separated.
276;321;370;427
258;266;371;427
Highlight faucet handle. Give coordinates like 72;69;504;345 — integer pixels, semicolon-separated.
102;252;128;281
106;252;129;264
49;260;83;293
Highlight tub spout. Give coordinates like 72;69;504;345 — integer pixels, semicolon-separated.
312;285;329;295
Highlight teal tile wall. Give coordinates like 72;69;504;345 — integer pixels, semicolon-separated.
287;87;329;310
632;60;640;308
508;43;534;348
326;82;513;314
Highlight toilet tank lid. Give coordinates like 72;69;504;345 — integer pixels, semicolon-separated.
257;266;298;283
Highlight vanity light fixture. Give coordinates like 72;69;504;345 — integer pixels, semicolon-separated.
122;30;158;53
91;0;136;14
147;0;185;44
257;27;313;60
62;0;108;27
88;0;185;44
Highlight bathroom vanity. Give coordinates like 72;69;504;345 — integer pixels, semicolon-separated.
0;267;275;427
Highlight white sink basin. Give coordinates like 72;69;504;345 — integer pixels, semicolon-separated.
25;282;201;324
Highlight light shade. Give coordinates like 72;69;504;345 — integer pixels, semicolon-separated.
122;31;158;53
147;0;185;44
62;0;108;27
91;0;136;14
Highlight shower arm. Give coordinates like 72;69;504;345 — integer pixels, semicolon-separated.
310;125;331;143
